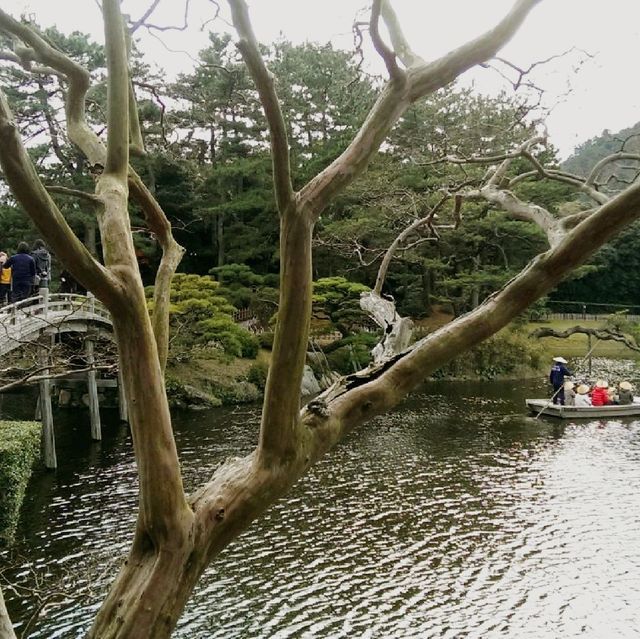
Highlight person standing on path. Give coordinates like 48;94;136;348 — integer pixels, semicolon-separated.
31;238;51;291
549;356;572;405
0;252;11;306
5;242;36;302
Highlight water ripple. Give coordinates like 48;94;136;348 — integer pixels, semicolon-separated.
3;377;640;637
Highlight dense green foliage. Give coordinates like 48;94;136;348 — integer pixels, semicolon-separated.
0;421;41;546
312;277;371;335
551;125;640;311
324;333;379;375
432;328;543;379
149;273;259;359
2;22;640;352
563;121;640;189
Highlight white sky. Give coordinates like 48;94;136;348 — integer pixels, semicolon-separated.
6;0;640;158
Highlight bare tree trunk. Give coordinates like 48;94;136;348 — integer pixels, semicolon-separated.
360;213;435;362
216;212;224;267
0;586;16;639
421;264;432;314
84;218;97;256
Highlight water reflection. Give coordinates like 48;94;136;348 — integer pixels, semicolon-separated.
3;379;640;637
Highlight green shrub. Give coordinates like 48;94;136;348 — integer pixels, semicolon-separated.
0;421;41;546
312;276;371;335
325;332;378;375
147;273;258;359
246;361;269;390
258;331;275;350
209;263;270;309
197;318;259;358
432;328;541;379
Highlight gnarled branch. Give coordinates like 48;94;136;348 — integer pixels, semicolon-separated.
530;325;640;353
227;0;294;215
298;0;541;218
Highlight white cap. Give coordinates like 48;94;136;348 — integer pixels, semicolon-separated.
553;356;568;364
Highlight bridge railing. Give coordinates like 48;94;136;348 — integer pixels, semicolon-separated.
0;292;111;328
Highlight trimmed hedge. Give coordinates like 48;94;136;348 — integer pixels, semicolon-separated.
0;421;41;546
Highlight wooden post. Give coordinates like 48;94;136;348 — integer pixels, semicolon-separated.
41;285;49;316
87;290;95;314
588;333;593;376
117;365;128;423
38;342;56;469
85;335;101;441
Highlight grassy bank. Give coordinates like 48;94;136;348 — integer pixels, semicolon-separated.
0;421;41;546
166;349;271;407
164;317;640;406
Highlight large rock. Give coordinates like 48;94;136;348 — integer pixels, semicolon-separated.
181;384;223;409
300;364;321;397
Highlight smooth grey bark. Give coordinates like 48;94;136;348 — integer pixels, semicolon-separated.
0;586;17;639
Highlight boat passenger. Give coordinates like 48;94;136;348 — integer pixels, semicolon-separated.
549;356;572;405
574;384;592;407
564;381;576;406
591;380;611;406
616;381;634;405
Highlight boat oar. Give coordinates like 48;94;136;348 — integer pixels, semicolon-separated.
534;338;602;420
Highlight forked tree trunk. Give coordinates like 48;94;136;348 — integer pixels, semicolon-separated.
89;207;314;638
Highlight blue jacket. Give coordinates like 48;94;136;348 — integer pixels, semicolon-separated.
5;253;35;282
549;363;571;387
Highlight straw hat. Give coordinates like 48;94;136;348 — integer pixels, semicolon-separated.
577;384;590;394
619;381;633;391
553;356;568;364
595;379;608;388
564;381;575;390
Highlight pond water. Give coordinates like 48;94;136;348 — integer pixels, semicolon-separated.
3;372;640;638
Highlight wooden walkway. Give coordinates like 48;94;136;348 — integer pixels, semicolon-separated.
0;291;124;470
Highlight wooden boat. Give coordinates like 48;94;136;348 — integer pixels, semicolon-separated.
526;399;640;419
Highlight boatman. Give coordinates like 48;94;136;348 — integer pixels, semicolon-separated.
549;356;572;405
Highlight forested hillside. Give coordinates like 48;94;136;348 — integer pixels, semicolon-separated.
0;27;571;319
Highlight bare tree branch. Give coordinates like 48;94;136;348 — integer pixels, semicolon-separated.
0;93;120;304
298;0;541;218
45;185;102;205
586;152;640;187
227;0;294;214
373;197;448;295
530;325;640;353
0;7;183;369
369;0;404;83
303;177;640;450
103;0;129;178
129;0;162;34
380;0;425;68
